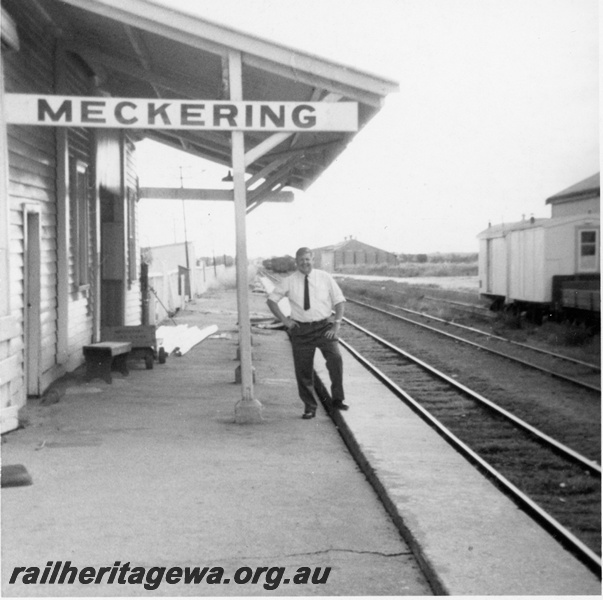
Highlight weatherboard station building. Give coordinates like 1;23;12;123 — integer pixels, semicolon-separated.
0;0;397;431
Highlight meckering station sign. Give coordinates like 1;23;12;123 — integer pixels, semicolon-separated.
5;95;358;131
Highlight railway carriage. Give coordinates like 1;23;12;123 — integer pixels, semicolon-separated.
478;174;600;323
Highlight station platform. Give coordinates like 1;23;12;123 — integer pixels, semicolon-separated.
1;288;600;596
1;289;430;597
315;342;601;595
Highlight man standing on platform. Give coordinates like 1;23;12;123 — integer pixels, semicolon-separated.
267;247;349;419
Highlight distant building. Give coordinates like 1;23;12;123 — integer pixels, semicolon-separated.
143;242;195;298
143;242;196;275
312;238;398;272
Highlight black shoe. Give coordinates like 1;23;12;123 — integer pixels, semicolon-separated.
302;410;316;419
333;401;349;411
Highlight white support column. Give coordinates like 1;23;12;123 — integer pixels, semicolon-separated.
120;131;128;325
229;49;262;423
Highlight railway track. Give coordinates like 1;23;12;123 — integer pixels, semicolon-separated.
257;269;601;572
421;293;495;320
338;315;601;575
347;296;601;392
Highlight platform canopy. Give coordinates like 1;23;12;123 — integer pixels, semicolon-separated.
30;0;398;208
17;0;399;414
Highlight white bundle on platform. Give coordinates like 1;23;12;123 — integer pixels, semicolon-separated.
156;324;218;356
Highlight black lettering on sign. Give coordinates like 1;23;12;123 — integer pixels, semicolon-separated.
213;104;237;127
292;105;316;129
181;104;205;125
115;101;137;125
81;101;106;123
38;99;72;122
148;103;171;125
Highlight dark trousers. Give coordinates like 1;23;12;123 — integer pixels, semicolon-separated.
289;320;344;411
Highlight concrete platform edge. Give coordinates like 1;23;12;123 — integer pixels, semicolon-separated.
312;373;445;595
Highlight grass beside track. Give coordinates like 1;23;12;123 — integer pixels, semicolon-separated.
337;277;601;366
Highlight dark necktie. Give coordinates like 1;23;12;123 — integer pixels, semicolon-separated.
304;275;310;310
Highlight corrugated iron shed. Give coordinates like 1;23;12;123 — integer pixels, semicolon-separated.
314;238;397;256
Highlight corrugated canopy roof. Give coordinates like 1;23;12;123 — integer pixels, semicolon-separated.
28;0;398;198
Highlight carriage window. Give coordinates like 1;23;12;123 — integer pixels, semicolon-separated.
578;229;598;272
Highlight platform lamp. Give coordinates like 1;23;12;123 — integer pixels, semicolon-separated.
222;170;234;182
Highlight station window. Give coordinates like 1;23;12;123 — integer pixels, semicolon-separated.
127;186;138;284
70;159;90;289
578;229;599;272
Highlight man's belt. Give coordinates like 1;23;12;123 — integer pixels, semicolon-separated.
294;318;330;326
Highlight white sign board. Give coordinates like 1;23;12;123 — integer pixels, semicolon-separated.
4;95;358;132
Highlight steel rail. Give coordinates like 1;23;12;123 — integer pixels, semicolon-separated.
423;294;493;314
348;298;601;392
386;298;600;371
338;333;602;577
342;316;601;476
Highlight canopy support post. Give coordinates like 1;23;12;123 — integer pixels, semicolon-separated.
229;49;262;423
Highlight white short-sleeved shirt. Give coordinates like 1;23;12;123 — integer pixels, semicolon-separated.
268;269;345;322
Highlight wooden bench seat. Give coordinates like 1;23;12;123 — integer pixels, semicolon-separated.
101;325;158;370
83;341;132;384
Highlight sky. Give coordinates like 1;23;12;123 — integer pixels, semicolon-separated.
136;0;599;259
